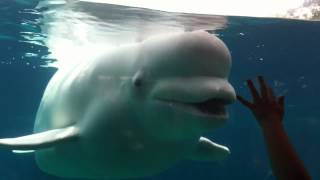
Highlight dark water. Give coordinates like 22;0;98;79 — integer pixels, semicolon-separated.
0;1;319;180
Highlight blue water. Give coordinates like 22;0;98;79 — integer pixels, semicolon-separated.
1;1;320;180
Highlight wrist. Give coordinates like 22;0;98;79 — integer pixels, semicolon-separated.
260;119;284;135
256;112;282;125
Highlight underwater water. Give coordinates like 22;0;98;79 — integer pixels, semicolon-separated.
0;0;320;179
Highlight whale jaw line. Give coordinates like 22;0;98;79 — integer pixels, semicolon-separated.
156;97;232;119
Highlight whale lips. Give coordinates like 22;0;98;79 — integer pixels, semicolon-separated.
192;98;228;116
157;97;232;118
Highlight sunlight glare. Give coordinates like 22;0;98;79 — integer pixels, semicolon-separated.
81;0;305;17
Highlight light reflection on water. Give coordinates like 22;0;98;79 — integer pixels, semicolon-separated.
37;0;227;68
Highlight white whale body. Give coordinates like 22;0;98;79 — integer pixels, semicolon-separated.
0;31;236;179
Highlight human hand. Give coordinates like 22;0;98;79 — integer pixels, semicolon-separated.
237;76;285;127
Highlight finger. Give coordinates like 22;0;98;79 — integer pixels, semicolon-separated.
278;96;285;108
267;86;276;102
237;95;254;109
247;79;260;101
258;76;268;98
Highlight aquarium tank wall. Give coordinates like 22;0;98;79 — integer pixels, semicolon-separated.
0;0;319;179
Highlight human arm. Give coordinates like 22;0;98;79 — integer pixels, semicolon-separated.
237;76;311;180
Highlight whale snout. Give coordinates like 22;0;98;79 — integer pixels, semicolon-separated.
151;77;236;118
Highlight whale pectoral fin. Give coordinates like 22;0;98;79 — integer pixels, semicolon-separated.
188;137;230;161
12;150;35;154
0;126;79;152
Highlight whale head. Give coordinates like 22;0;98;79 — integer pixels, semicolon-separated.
130;31;236;140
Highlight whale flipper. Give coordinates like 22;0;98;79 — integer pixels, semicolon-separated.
12;150;35;154
0;126;79;151
189;137;230;161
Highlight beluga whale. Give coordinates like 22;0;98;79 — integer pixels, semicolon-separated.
0;30;236;179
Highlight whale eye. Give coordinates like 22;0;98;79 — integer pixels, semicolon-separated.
133;77;143;87
132;71;144;87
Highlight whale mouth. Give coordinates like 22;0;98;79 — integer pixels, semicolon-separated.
157;98;232;118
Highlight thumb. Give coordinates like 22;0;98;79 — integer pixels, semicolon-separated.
237;95;253;109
